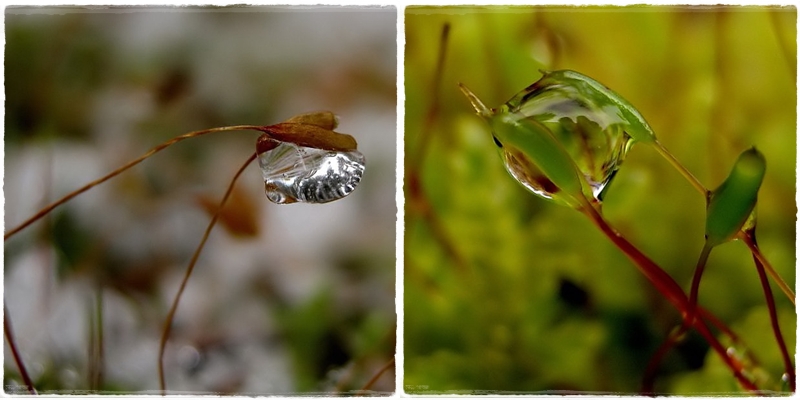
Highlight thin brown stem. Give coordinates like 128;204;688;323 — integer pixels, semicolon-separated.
357;358;395;395
4;125;262;241
4;303;36;394
157;152;257;394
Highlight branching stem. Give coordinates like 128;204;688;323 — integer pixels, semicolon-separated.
740;232;795;306
578;199;758;392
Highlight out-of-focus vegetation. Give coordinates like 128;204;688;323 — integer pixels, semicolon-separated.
4;6;396;394
405;6;795;394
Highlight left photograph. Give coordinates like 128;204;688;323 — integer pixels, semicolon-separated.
4;6;397;395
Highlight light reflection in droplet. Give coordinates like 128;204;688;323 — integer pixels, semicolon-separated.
503;78;634;201
258;142;365;204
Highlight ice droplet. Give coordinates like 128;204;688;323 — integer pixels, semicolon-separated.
258;141;365;204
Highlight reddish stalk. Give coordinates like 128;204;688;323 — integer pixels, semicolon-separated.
740;232;795;306
157;152;257;394
653;142;794;308
746;231;795;391
3;304;36;394
578;200;758;392
357;358;395;395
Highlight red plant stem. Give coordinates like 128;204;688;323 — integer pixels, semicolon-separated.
357;358;395;395
4;304;36;394
740;233;795;306
157;152;257;394
687;243;713;330
641;326;684;395
746;232;795;391
641;305;758;394
579;202;758;392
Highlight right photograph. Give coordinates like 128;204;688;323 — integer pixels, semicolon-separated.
404;6;795;395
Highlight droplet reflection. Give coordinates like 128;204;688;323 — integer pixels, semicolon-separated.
502;73;635;201
258;142;365;204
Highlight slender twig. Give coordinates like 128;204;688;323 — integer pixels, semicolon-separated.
652;141;707;197
93;285;105;391
688;243;714;323
747;230;795;391
4;125;262;242
641;325;684;395
740;232;795;306
579;200;758;391
357;358;395;395
4;304;36;394
157;152;257;394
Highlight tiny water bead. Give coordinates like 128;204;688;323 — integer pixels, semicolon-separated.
257;139;365;204
461;70;657;205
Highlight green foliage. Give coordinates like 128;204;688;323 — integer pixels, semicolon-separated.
405;5;795;394
706;147;766;247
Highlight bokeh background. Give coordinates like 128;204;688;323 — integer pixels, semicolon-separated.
4;6;396;394
405;6;795;394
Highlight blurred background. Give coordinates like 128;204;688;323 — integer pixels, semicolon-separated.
5;6;396;394
405;6;795;394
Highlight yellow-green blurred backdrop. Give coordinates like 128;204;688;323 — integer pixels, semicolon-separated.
405;6;795;394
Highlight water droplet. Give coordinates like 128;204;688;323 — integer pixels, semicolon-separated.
462;70;657;205
501;71;638;200
258;141;365;204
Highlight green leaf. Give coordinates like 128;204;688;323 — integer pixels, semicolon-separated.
508;70;657;144
489;110;588;207
705;147;766;247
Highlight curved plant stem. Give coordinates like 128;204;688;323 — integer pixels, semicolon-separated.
747;231;795;391
641;325;684;395
740;232;795;306
4;303;36;394
4;125;262;242
157;152;256;394
688;243;714;322
652;140;794;308
578;200;758;392
357;358;395;395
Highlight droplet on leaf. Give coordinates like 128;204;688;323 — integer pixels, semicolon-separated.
460;70;652;204
503;70;642;200
257;140;365;204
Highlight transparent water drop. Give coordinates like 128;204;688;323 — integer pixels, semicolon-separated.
462;70;656;205
501;73;636;201
257;141;365;204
